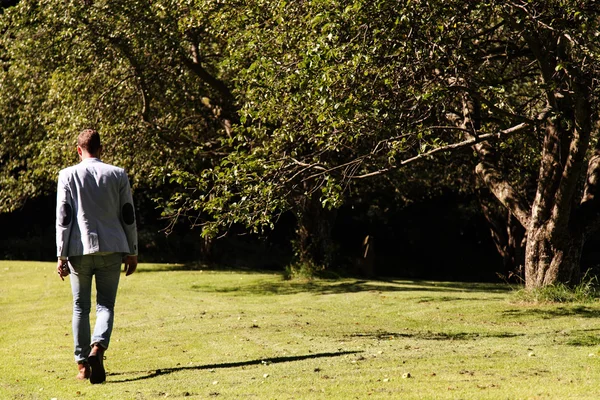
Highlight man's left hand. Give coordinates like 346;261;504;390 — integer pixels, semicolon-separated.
123;255;138;276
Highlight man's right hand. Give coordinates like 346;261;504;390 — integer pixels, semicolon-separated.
123;255;138;276
57;259;70;281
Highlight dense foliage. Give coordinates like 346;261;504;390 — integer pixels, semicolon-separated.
1;1;599;286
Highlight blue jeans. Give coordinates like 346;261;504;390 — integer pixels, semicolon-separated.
68;254;122;363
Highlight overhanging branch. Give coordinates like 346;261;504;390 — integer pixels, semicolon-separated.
349;122;530;179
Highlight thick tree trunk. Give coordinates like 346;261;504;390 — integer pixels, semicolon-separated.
516;117;589;288
497;5;594;289
459;88;591;288
521;75;592;287
524;226;583;288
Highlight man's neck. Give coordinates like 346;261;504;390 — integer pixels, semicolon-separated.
81;153;100;161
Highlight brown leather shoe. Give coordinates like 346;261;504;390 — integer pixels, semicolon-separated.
76;362;90;380
88;344;106;384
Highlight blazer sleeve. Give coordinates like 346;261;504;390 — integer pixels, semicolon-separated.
119;171;138;255
56;170;73;258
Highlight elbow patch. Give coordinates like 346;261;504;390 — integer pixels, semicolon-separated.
122;203;135;225
59;204;72;227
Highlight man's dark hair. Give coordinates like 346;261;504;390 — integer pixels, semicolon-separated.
77;129;102;155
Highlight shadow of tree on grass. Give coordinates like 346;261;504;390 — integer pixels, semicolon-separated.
107;350;362;383
502;305;600;319
188;279;513;297
564;328;600;346
349;330;524;341
137;264;513;296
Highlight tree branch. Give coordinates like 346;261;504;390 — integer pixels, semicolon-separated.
459;91;532;228
549;80;592;236
448;85;537;125
182;43;238;136
335;123;531;180
185;42;235;105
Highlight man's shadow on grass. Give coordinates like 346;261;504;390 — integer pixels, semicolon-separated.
107;350;362;383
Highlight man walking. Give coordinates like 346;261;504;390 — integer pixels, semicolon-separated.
56;129;138;384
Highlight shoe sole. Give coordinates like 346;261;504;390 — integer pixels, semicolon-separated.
88;354;106;384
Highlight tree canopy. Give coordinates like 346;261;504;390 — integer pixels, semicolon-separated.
1;1;599;287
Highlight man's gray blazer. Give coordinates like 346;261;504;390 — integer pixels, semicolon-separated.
56;158;138;258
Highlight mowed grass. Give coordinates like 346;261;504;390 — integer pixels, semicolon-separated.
1;261;600;399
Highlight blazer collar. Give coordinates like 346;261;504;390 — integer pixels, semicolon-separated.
81;157;102;164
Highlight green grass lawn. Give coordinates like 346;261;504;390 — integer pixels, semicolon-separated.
1;261;600;399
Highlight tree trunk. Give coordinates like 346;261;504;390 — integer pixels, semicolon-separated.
514;113;589;288
498;5;594;289
479;196;525;279
293;195;337;271
524;226;583;288
522;123;586;288
459;90;591;288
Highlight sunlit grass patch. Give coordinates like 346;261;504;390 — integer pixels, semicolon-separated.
2;261;600;399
